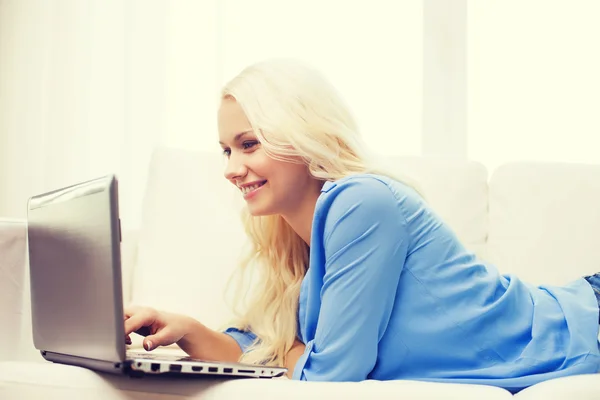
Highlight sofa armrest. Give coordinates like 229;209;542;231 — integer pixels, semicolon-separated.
0;218;27;361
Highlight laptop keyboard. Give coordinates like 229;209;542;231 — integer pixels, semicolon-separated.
127;351;162;360
126;351;201;362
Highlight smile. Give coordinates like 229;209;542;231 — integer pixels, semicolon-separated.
241;180;267;195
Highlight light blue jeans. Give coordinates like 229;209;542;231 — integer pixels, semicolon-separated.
584;273;600;323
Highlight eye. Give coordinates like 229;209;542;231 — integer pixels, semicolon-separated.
221;148;231;157
242;140;259;150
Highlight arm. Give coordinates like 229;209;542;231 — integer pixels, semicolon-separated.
177;319;244;362
285;339;306;378
222;328;305;377
221;328;306;376
124;306;245;362
293;178;409;381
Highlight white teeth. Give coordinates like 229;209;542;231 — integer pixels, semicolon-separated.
241;182;264;194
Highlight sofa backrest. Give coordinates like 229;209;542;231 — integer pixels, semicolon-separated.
131;147;490;330
131;148;246;330
487;162;600;285
383;156;489;259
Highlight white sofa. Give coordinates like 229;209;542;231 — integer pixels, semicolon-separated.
1;146;600;399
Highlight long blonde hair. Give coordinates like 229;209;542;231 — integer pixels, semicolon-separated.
221;58;420;367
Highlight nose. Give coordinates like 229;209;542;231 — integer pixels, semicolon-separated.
223;152;248;181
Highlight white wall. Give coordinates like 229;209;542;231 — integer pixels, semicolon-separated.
219;0;423;157
422;0;467;158
468;0;600;172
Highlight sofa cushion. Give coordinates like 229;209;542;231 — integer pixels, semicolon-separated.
0;361;514;400
513;373;600;400
487;162;600;285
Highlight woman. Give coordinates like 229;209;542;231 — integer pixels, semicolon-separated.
125;59;600;393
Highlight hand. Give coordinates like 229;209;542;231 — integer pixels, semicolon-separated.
124;305;194;351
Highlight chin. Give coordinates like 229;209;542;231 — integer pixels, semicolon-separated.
246;204;276;217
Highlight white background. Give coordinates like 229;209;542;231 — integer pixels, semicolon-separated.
1;0;599;227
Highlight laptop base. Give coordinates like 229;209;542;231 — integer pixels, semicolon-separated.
41;350;286;379
41;350;132;375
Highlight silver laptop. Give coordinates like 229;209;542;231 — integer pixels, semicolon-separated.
26;174;286;378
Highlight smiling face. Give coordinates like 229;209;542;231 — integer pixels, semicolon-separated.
218;97;322;217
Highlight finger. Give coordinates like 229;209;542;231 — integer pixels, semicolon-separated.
124;310;156;336
143;328;180;351
124;305;142;319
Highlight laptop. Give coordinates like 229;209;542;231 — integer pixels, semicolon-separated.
26;174;287;378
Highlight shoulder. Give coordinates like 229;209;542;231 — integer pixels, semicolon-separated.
317;174;410;227
322;173;389;193
319;174;414;207
314;174;411;252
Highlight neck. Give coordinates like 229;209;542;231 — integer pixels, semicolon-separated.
281;184;322;246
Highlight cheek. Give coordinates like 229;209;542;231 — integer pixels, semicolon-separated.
271;164;311;191
249;152;277;175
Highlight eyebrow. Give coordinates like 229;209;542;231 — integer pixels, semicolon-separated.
219;130;253;146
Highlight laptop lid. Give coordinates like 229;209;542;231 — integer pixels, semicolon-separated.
27;175;126;363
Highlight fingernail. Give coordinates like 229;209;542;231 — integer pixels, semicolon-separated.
144;340;153;351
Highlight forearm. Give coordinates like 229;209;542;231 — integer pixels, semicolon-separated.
284;339;306;379
176;317;243;362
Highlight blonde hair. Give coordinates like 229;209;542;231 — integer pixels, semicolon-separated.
221;58;421;367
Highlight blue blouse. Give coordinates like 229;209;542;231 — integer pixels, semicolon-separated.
225;174;600;393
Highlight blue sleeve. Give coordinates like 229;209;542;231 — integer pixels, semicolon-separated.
293;178;409;381
223;327;258;353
